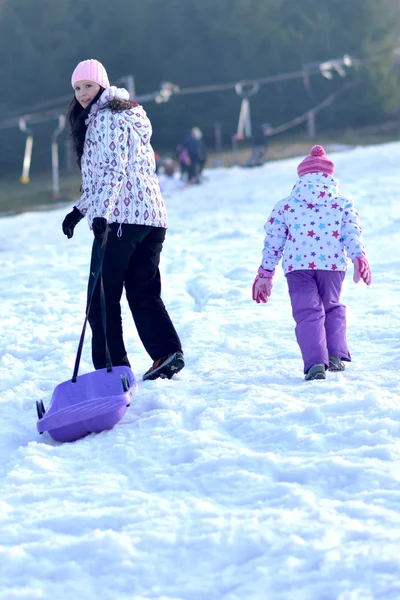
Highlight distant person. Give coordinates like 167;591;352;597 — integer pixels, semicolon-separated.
192;127;207;176
252;145;372;380
163;157;176;177
176;142;191;181
61;59;184;381
244;123;270;167
177;127;204;184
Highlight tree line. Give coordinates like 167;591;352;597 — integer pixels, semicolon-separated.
0;0;399;176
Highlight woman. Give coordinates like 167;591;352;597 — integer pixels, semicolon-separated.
62;59;184;381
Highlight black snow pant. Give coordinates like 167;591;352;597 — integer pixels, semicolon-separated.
188;152;200;181
87;223;182;370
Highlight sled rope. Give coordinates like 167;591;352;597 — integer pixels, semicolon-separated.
71;228;112;383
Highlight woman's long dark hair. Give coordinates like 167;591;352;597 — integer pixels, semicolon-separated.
67;87;104;169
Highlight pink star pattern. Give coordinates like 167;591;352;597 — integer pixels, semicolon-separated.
261;173;365;274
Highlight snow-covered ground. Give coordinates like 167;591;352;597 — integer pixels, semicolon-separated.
0;143;399;600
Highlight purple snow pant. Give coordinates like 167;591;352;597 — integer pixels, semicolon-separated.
286;270;351;374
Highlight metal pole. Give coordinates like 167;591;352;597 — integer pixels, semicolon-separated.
214;122;222;153
65;139;74;172
303;67;316;138
237;97;250;139
244;98;252;138
234;82;260;140
126;75;136;99
213;122;223;167
51;115;66;199
231;135;239;166
307;110;316;138
18;118;33;184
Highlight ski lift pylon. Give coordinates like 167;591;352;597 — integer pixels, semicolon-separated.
234;81;260;139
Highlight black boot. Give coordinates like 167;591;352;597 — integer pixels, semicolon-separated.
328;356;345;371
305;364;326;381
143;351;185;381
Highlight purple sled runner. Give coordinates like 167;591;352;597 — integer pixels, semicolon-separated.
36;366;137;443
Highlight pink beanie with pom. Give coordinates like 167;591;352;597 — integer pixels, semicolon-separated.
297;145;335;177
71;59;110;89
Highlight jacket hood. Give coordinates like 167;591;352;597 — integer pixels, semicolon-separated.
290;172;340;207
118;103;151;144
87;100;151;145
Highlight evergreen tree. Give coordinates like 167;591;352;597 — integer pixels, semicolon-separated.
0;0;399;174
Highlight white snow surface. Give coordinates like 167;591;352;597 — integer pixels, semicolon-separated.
0;143;399;600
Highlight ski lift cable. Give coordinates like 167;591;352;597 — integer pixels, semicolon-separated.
1;46;391;121
265;79;359;137
0;49;389;132
0;67;314;129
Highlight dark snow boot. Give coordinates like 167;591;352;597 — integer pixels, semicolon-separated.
305;363;326;381
328;355;345;372
143;351;185;381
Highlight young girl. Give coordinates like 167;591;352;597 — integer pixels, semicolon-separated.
252;145;371;381
62;59;184;381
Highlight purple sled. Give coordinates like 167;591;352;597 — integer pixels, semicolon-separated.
36;366;137;443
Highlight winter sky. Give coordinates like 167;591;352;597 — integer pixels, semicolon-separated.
0;142;399;600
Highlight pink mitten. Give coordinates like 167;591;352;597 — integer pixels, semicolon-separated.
252;267;275;304
353;255;372;286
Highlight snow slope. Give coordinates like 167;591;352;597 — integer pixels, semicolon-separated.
0;143;399;600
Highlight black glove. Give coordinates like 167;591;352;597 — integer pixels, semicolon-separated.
62;207;85;239
92;217;109;241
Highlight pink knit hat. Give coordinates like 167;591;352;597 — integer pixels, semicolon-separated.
71;59;110;89
297;145;335;177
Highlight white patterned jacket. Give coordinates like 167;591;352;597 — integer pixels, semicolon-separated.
75;101;167;229
261;173;365;274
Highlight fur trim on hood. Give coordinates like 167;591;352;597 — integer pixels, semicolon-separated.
90;86;131;115
105;97;136;112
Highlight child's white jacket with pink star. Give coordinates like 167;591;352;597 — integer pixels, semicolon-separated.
261;173;365;274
